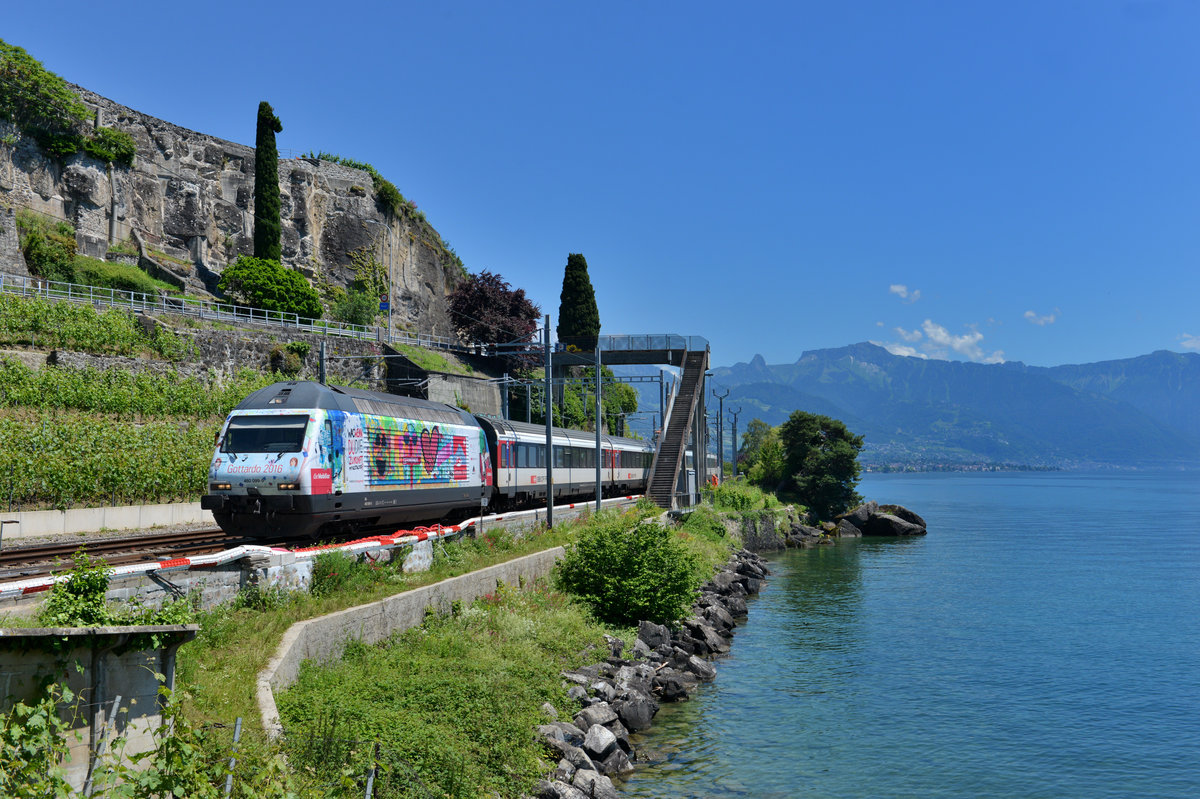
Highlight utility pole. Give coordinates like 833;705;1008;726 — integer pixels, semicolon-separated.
544;315;553;528
595;342;602;512
712;386;728;483
501;373;509;419
729;406;742;479
386;221;393;344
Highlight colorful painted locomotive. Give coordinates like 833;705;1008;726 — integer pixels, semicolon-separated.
201;381;653;537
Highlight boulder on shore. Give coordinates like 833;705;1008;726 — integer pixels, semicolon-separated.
838;502;927;536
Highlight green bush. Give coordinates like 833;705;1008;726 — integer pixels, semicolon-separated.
330;288;378;326
81;126;137;166
15;210;75;281
704;480;779;513
36;550;111;626
218;256;322;319
556;516;700;625
36;549;196;627
73;255;173;294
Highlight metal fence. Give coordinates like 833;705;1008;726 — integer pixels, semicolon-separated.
0;271;474;354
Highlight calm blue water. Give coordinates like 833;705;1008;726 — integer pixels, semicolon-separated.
619;472;1200;798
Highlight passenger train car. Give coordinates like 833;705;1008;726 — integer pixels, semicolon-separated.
201;381;654;537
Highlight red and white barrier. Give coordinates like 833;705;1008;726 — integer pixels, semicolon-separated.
0;495;641;601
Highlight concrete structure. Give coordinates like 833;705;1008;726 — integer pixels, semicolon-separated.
257;546;566;738
0;501;213;541
0;625;198;792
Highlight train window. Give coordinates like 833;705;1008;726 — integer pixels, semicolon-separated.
222;414;310;453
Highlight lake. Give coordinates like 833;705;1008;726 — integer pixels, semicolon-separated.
618;471;1200;798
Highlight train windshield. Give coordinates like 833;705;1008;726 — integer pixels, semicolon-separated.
222;415;310;453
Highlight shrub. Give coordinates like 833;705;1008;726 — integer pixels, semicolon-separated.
73;255;171;294
217;255;322;319
81;126;137;166
0;40;89;142
330;287;378;326
704;480;779;513
36;550;111;627
556;517;700;625
15;209;75;281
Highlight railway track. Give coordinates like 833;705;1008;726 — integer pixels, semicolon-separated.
0;528;255;581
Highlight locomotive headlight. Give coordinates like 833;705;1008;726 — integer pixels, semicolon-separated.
210;482;232;491
277;483;300;491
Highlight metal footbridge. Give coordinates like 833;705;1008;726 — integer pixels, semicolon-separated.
557;334;711;509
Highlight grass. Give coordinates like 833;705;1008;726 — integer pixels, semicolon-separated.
147;246;193;267
0;500;741;795
396;343;473;376
174;512;626;733
277;582;609;798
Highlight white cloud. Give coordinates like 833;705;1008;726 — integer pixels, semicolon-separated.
894;326;923;343
1180;334;1200;351
920;319;1005;364
1024;309;1058;326
874;341;928;359
889;284;921;303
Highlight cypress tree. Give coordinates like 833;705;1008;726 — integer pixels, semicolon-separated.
556;252;600;350
253;101;283;262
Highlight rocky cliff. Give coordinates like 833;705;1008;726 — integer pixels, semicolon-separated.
0;86;463;339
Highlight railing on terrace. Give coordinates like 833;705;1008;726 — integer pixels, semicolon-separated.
0;271;476;354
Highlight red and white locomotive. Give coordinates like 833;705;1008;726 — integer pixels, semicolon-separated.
202;381;653;537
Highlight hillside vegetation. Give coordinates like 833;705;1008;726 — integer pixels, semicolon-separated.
0;291;305;509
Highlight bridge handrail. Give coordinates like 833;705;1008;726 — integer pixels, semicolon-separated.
593;334;709;353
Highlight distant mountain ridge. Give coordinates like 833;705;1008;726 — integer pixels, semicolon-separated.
710;343;1200;468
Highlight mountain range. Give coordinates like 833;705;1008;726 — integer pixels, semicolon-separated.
708;343;1200;469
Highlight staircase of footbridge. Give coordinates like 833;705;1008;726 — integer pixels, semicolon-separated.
558;335;710;510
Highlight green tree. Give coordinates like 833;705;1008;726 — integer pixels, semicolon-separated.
218;256;322;319
253;101;283;262
778;410;864;520
0;39;88;145
738;418;774;470
746;426;786;489
556;252;600;350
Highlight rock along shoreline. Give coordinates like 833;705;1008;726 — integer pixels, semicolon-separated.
535;548;769;799
535;501;926;798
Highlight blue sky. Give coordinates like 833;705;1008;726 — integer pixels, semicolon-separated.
5;1;1197;368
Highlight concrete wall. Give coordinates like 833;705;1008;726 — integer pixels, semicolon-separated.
258;546;565;737
425;373;501;415
0;625;197;792
0;502;213;541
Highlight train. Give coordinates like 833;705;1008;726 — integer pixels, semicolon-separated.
201;381;655;537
